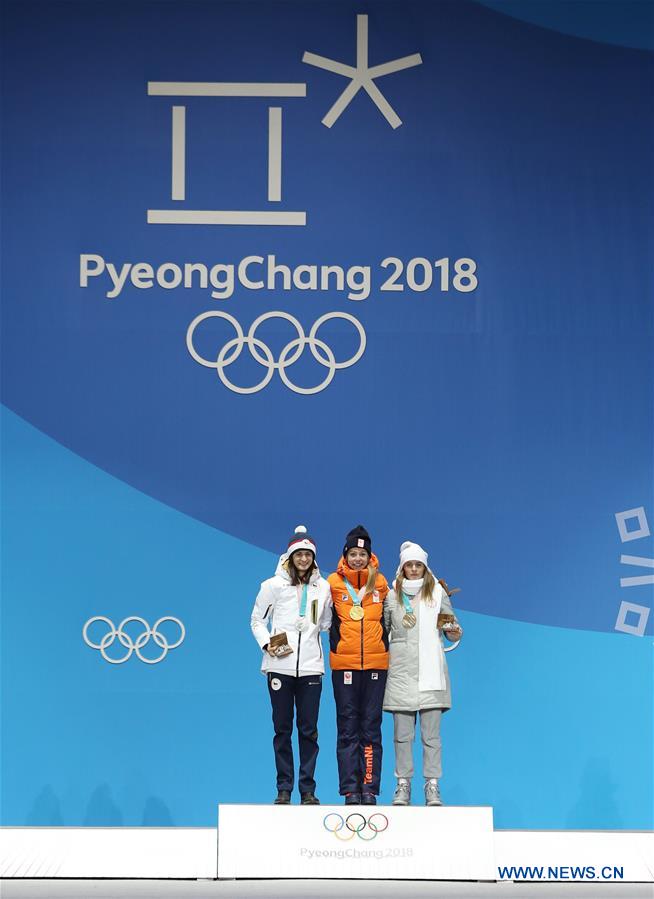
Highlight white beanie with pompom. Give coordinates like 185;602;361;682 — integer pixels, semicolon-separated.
397;540;428;575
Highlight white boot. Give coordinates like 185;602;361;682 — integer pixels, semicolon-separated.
425;778;442;806
392;778;411;806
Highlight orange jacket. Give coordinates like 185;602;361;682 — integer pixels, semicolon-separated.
328;554;389;670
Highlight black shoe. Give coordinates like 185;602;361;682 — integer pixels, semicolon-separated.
344;792;361;805
301;792;320;805
274;790;291;805
361;793;377;805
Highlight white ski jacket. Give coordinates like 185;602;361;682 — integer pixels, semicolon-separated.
250;554;333;676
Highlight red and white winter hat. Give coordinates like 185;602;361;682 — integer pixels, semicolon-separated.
287;525;317;557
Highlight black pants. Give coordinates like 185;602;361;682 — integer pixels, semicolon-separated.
331;669;387;796
267;672;322;794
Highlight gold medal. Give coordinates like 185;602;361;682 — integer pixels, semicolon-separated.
349;605;365;621
402;612;416;629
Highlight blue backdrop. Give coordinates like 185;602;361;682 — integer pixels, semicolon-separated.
1;0;652;828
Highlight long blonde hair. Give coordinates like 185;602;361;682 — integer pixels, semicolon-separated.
396;568;436;605
365;564;378;595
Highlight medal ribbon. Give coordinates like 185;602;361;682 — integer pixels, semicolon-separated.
297;584;309;618
400;592;414;614
342;577;364;607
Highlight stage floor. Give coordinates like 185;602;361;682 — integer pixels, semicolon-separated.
1;881;651;898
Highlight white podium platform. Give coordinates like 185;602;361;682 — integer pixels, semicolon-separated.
217;803;495;880
2;825;652;880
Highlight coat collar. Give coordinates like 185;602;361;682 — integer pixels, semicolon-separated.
336;552;380;589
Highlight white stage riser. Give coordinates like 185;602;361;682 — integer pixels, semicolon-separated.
1;826;652;882
218;805;495;880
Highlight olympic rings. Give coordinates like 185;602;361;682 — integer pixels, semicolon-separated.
82;616;185;664
185;310;366;395
323;813;356;841
322;812;389;841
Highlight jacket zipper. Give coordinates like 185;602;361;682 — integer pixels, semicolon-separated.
358;569;364;669
296;582;308;676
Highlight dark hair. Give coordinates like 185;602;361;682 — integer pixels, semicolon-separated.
287;552;315;585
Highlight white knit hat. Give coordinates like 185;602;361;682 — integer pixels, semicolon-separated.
397;540;428;575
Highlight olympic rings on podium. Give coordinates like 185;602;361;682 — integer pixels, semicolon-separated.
322;812;389;841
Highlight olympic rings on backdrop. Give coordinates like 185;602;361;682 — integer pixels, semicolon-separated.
322;812;389;841
82;616;185;665
186;311;366;395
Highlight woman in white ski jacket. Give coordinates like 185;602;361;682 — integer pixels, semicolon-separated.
250;525;332;805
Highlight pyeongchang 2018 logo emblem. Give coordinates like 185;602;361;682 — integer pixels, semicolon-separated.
147;14;421;228
144;14;421;395
323;813;389;842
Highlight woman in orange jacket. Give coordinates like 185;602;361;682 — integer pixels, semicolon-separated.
328;525;389;804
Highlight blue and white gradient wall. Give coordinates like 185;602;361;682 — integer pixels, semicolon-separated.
2;0;652;829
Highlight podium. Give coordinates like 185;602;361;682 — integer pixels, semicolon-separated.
217;804;495;880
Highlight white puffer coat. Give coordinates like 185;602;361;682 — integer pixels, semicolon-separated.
250;554;332;676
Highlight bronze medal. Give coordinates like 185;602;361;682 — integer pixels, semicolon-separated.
402;612;416;629
349;605;365;621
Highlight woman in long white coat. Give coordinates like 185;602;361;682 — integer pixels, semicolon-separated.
383;541;463;806
250;526;332;805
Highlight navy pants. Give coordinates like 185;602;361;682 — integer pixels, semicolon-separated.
267;672;322;794
331;669;387;795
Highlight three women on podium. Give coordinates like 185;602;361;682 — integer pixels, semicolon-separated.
250;524;462;806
